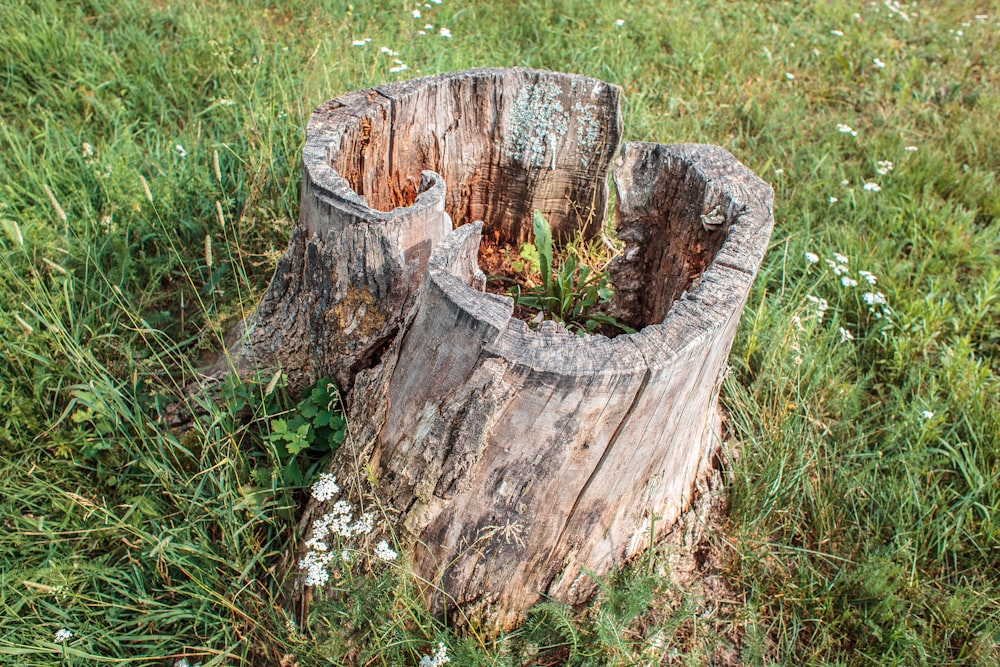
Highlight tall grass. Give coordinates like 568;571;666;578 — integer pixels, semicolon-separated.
1;0;997;664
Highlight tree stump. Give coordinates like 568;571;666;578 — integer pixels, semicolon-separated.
221;68;773;631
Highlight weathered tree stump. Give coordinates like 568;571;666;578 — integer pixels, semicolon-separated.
198;68;620;402
210;68;772;631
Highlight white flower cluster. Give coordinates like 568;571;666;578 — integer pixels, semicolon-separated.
374;540;398;562
311;473;340;501
801;251;893;339
862;290;892;319
419;642;451;667
54;629;73;643
824;255;850;278
806;294;830;323
837;123;858;137
299;475;384;587
311;501;376;542
300;546;335;587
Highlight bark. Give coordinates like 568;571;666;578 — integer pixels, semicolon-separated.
199;68;772;632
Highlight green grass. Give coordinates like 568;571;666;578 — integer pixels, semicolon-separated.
1;0;998;664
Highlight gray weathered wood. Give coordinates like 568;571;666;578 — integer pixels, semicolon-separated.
201;68;772;632
293;76;773;628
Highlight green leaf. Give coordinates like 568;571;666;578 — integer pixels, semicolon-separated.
518;241;540;274
533;210;553;298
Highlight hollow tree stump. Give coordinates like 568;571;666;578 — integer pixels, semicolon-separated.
213;68;772;631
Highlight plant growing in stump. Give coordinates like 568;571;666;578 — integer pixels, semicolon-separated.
495;211;633;335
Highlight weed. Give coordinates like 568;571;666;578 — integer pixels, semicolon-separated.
497;211;634;335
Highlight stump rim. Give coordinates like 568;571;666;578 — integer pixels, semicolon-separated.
423;141;774;376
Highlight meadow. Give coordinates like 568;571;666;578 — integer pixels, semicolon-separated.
0;0;997;664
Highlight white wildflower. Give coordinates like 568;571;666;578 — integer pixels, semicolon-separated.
380;46;399;56
841;275;858;287
834;253;849;264
774;168;784;174
858;270;877;285
873;57;886;68
311;473;340;501
350;512;375;536
863;182;881;192
175;144;187;158
921;410;934;419
904;145;918;152
352;39;370;47
615;19;625;26
785;72;795;80
439;27;452;38
313;502;355;538
412;9;421;18
419;642;450;667
838;327;854;342
304;537;328;552
862;291;887;306
837;123;857;136
424;24;433;30
342;549;352;563
876;160;894;174
805;295;829;322
841;179;850;185
82;142;94;158
54;629;73;643
830;29;844;36
804;251;819;263
299;548;335;586
829;196;838;203
390;64;408;73
374;540;398;562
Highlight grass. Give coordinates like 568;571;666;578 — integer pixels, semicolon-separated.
1;0;997;664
